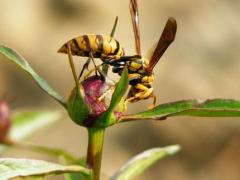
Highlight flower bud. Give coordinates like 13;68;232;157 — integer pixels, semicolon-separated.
67;75;120;127
82;76;113;115
0;101;11;142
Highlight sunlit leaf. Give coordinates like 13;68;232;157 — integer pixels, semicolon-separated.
111;145;180;180
0;158;91;179
0;45;66;107
120;99;240;122
0;111;62;154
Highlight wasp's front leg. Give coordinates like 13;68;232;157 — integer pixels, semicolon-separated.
83;64;103;80
78;57;91;80
127;83;153;101
147;94;156;109
97;85;115;102
126;83;156;109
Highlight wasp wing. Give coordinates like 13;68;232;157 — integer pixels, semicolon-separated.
145;42;157;61
130;0;141;56
146;17;177;72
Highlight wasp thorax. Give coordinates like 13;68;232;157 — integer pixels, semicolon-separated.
67;75;116;127
0;101;11;141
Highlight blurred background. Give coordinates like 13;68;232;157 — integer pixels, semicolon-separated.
1;0;240;179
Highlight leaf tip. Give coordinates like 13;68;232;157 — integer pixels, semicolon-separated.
165;145;181;155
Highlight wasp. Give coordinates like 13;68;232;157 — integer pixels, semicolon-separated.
58;0;177;108
58;18;125;78
58;34;124;60
110;0;177;108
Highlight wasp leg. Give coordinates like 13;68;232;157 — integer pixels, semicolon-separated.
79;52;105;80
128;73;142;82
102;55;122;62
87;52;98;77
84;64;103;79
120;55;141;60
147;94;156;109
90;52;107;79
78;52;99;80
83;63;112;81
97;85;115;101
105;55;140;65
126;83;153;105
78;57;91;80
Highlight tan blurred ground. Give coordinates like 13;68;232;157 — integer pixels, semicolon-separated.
1;0;240;179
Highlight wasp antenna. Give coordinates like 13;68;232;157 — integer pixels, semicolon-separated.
110;16;119;37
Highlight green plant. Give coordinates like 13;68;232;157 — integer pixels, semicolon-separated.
1;4;240;180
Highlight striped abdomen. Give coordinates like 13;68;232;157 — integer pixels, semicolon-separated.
58;34;124;59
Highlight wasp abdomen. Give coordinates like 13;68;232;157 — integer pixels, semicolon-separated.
58;34;124;59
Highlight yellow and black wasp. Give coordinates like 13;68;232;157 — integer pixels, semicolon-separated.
58;17;126;78
58;34;124;61
58;0;177;108
111;0;177;108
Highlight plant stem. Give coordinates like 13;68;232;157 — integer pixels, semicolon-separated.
67;43;79;88
86;127;105;180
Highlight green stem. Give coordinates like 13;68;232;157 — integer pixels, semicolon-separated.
67;43;79;88
86;128;105;180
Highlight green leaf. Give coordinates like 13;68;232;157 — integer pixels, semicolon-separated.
11;111;61;140
64;158;91;180
0;158;91;179
96;67;128;127
0;111;62;154
11;143;77;162
111;145;180;180
0;45;66;107
120;99;240;122
108;67;129;113
67;86;90;126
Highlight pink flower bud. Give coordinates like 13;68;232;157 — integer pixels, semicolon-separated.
81;75;113;116
0;101;11;141
67;75;119;127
